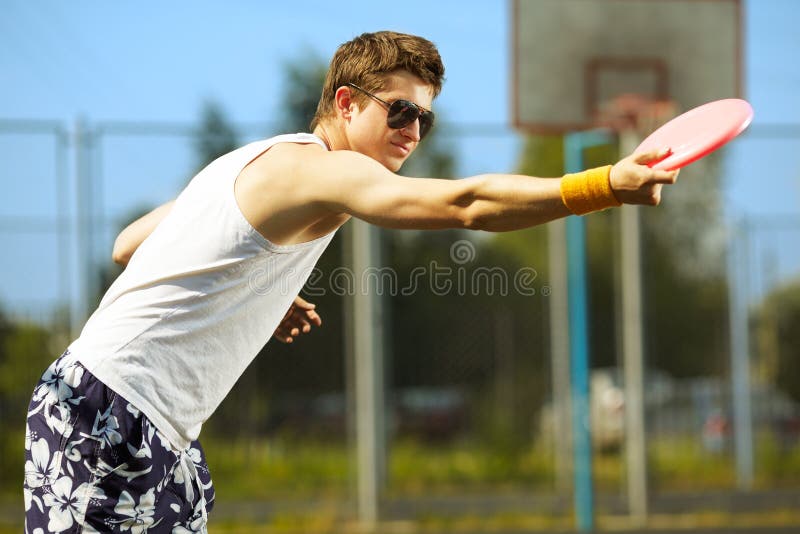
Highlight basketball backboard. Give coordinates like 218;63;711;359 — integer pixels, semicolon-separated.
511;0;743;133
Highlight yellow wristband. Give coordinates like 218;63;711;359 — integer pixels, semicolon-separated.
559;165;621;215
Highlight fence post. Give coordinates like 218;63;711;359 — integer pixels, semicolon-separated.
728;218;754;490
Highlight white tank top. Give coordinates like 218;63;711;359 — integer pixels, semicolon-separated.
70;133;335;450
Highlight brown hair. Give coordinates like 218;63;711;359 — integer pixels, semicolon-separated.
310;31;445;130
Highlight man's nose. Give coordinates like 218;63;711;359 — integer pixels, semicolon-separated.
400;119;421;142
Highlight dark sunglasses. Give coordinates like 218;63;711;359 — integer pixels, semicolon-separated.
347;83;435;139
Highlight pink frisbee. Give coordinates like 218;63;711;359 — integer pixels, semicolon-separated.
635;98;754;171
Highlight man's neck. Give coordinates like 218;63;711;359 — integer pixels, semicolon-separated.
312;123;347;151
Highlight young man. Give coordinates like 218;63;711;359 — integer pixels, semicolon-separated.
24;31;676;532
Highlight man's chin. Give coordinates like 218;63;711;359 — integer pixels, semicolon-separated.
381;157;406;173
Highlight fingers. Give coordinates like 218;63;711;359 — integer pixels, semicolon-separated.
277;316;310;338
274;322;304;343
291;296;322;326
292;295;316;311
633;147;672;165
650;168;679;184
291;313;312;334
273;326;294;343
290;307;318;330
305;308;322;327
273;301;322;343
648;183;663;206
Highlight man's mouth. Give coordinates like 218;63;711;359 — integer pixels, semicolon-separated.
390;142;411;155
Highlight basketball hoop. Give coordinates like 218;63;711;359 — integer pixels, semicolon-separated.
511;0;742;134
594;94;679;140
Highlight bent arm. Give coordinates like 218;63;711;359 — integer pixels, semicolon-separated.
112;200;175;266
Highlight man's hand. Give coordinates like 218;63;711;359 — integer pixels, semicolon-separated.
273;295;322;344
610;148;680;206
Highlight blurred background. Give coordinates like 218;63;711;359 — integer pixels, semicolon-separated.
1;1;798;532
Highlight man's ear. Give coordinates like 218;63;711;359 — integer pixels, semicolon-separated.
333;86;355;120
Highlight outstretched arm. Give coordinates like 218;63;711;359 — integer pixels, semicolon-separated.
302;146;677;232
112;200;175;267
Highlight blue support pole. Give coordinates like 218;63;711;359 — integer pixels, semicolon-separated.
564;130;613;532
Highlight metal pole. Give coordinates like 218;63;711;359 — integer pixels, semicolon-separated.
342;227;358;515
71;117;90;339
547;218;573;493
93;128;106;287
55;128;71;331
728;219;754;490
351;219;386;529
564;132;595;533
565;213;593;533
84;127;96;310
619;131;648;524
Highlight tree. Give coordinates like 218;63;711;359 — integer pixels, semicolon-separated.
278;49;328;133
92;101;239;302
638;156;730;378
504;134;729;379
211;47;468;441
0;309;55;495
194;100;239;171
756;280;800;403
207;50;338;439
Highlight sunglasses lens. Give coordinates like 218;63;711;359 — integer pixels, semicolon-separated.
387;100;435;139
418;112;434;139
386;100;419;129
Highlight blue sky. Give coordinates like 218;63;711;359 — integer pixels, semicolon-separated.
0;0;798;316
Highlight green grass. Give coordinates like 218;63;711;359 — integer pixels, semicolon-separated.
201;434;800;499
2;434;799;532
387;438;555;494
205;438;352;499
649;437;736;491
757;432;800;487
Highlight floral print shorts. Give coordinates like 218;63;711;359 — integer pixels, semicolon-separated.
24;351;215;533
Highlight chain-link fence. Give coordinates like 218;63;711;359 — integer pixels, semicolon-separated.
1;119;799;529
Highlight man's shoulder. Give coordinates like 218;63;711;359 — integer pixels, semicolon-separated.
263;133;327;153
266;139;328;157
236;138;337;199
247;137;326;170
244;137;388;193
